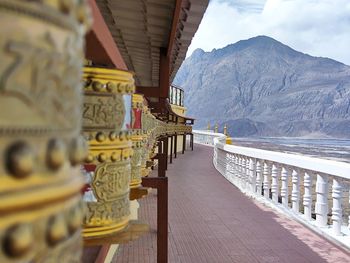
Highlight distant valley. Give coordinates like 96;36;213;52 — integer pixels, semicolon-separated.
174;36;350;138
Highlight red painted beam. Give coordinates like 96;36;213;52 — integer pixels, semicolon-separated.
159;48;170;98
167;0;183;58
136;86;160;97
86;0;127;70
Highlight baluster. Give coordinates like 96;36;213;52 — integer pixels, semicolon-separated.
227;154;233;180
224;153;229;179
246;157;251;190
241;157;246;189
332;178;343;235
234;155;239;185
271;164;280;203
263;162;270;199
213;147;217;167
281;166;289;207
237;156;242;187
249;158;256;193
315;173;329;227
349;187;350;230
243;157;248;189
256;160;262;195
230;154;235;181
291;168;300;213
303;171;313;221
220;150;225;174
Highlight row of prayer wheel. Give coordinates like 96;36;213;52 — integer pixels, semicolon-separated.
0;1;192;261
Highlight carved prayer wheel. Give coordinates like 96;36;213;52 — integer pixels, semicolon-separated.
140;105;150;177
130;94;144;188
141;107;158;176
82;67;134;240
0;0;90;262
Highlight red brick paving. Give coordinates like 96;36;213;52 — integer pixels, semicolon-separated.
113;144;350;263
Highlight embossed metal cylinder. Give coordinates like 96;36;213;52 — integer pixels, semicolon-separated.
82;67;134;240
141;107;157;176
130;94;144;188
140;109;150;177
0;1;90;262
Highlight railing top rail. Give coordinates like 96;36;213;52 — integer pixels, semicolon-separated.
170;84;184;91
193;130;226;137
214;138;350;179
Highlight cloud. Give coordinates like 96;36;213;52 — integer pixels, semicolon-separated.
187;0;350;65
216;0;266;12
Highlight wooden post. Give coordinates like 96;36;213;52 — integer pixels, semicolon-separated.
154;153;166;178
170;135;173;164
190;133;194;151
163;137;168;170
142;177;168;263
182;133;186;154
151;153;166;177
174;134;177;158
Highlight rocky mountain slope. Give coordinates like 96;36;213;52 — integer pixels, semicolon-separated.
173;36;350;138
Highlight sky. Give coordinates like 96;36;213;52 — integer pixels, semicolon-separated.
187;0;350;65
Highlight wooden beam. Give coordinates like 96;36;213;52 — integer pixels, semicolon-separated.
86;0;127;69
159;48;170;98
167;0;183;58
136;86;160;97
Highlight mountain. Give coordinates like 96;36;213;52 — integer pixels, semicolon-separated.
173;36;350;138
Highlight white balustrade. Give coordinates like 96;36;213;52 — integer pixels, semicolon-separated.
193;130;350;248
291;169;300;213
245;157;250;189
193;130;226;146
349;189;350;230
271;164;279;203
256;160;262;195
238;156;243;188
303;171;313;221
281;167;289;207
315;173;329;227
249;158;256;193
332;178;342;235
242;157;247;189
263;162;270;199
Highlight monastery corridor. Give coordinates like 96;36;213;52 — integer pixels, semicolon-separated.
114;144;350;263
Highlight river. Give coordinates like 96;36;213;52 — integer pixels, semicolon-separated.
230;137;350;163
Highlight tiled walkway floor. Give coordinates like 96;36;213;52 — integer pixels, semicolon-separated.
114;144;350;263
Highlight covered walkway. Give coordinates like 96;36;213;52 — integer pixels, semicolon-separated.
114;144;350;263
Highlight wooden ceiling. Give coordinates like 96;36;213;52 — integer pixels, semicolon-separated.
95;0;209;87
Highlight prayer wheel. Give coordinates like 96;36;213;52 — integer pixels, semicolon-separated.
0;0;90;262
82;67;134;240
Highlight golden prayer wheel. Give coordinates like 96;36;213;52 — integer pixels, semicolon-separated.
82;67;134;240
141;107;149;173
0;0;90;262
141;108;158;176
130;94;144;189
